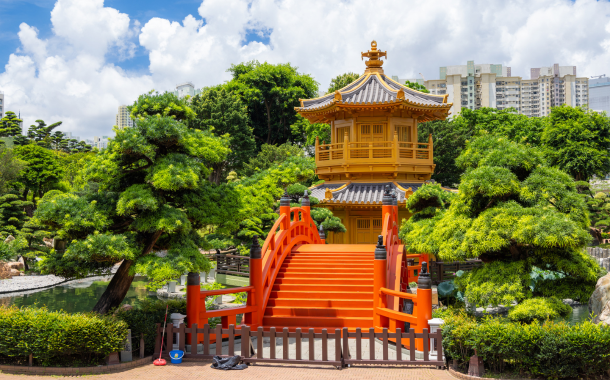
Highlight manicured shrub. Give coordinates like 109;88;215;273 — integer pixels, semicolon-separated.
114;299;187;356
436;308;610;378
0;306;127;367
507;297;572;323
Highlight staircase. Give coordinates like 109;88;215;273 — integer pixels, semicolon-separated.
263;244;376;332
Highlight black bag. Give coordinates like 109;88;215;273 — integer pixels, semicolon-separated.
211;355;248;370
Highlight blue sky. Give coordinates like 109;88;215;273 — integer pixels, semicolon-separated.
0;0;609;140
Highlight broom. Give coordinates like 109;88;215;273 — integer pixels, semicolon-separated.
153;304;169;366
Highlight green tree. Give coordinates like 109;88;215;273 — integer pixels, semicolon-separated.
227;61;318;147
34;114;234;314
0;111;23;137
0;146;26;192
418;107;547;187
191;85;256;183
25;120;63;148
400;135;602;308
128;90;196;122
327;72;360;93
0;193;32;238
542;105;610;181
13;145;64;201
404;80;430;93
242;143;305;177
290;115;330;156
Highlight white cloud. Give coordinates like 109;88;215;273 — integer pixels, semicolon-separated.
1;0;610;139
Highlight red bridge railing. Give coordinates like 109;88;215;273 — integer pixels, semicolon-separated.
186;191;322;339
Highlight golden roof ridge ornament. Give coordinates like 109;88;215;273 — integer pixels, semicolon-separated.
361;40;387;73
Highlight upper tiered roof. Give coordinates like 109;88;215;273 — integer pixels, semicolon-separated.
296;41;452;123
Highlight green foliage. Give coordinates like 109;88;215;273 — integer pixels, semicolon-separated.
242;142;305;177
440;308;610;378
401;135;600;306
33;113;233;312
0;111;23;137
0;146;26;192
191;85;256;182
128;90;196;122
508;297;572;324
290;114;330;156
542;105;610;181
0;306;127;367
327;72;360;93
114;299;187;356
404;80;430;93
454;261;531;307
227;61;318;147
13;144;64;201
0;193;31;238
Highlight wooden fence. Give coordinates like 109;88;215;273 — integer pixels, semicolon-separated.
428;260;482;285
154;323;444;369
215;251;250;277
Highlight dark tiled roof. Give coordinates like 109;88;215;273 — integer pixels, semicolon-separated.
298;74;447;111
310;182;424;204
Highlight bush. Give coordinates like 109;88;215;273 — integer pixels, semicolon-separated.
439;308;610;378
508;297;572;324
114;299;187;356
0;306;127;367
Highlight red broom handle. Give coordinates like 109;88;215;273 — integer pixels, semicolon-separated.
158;304;169;360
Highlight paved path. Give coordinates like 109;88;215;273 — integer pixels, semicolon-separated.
0;362;457;380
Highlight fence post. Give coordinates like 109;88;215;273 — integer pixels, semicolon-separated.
393;131;399;160
248;236;263;327
301;190;310;221
374;235;388;328
416;262;432;351
428;133;434;161
186;272;201;344
280;191;291;230
319;224;326;244
315;136;319;164
344;131;349;161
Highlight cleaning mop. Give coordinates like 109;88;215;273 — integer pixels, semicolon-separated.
153;304;169;366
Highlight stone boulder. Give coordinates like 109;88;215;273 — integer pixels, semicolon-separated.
7;262;24;270
589;273;610;326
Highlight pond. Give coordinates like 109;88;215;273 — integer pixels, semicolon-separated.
1;275;157;314
563;304;592;325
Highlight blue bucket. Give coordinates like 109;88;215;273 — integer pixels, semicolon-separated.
169;350;184;364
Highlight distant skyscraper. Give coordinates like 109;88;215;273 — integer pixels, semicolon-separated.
0;91;4;119
93;136;110;150
589;75;610;114
393;61;588;117
115;105;133;130
173;82;201;99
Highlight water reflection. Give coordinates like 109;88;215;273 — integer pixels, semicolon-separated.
3;276;155;313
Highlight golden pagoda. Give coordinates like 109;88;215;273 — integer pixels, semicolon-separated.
298;41;452;244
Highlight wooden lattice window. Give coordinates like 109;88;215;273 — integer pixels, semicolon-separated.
396;125;412;142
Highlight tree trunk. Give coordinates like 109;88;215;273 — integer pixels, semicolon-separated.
91;259;135;314
92;231;162;314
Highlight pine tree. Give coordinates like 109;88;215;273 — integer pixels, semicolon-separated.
0;193;32;238
0;111;23;137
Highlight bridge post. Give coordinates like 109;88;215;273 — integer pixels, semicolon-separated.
186;272;201;343
416;262;432;351
374;235;388;328
382;185;394;231
392;189;398;230
248;236;264;327
301;190;310;220
280;191;291;230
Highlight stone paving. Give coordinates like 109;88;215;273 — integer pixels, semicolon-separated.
0;362;457;380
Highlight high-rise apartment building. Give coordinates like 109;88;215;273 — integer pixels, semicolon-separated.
0;91;4;119
393;61;588;117
93;136;110;150
115;105;133;130
173;82;201;99
589;75;610;114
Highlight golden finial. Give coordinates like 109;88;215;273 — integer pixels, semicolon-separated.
361;40;387;71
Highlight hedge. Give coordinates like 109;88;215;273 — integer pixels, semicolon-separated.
435;307;610;378
0;306;127;367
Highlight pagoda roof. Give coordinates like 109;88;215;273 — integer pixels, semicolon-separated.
297;73;450;113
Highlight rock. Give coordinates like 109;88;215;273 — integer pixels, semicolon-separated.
4;235;15;244
589;273;610;326
10;269;20;277
7;262;24;270
43;238;53;248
